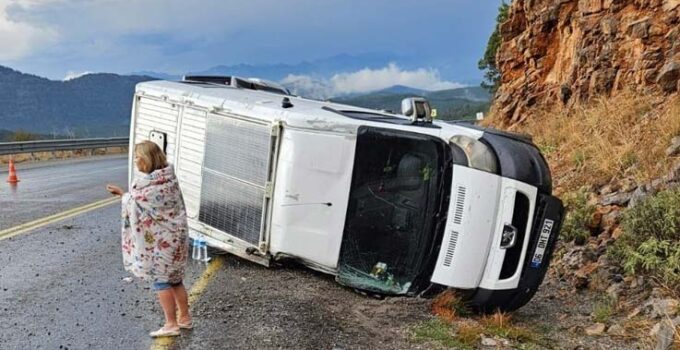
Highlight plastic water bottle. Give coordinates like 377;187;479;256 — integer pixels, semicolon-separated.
191;238;200;261
199;237;211;263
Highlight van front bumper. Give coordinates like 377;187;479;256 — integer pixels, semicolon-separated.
469;193;563;312
429;163;564;311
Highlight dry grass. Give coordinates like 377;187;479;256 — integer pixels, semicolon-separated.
480;311;513;329
431;289;469;322
622;317;656;345
672;319;680;350
483;92;680;194
479;311;536;343
629;313;680;349
456;322;484;346
415;303;538;349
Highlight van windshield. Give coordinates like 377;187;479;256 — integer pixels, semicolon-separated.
337;126;452;295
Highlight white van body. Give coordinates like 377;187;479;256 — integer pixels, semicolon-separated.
128;78;563;311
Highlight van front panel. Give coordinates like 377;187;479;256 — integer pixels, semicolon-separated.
430;165;502;289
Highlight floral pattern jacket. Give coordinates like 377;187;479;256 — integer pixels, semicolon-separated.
121;165;188;283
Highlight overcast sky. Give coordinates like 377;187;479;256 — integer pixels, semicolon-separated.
0;0;501;87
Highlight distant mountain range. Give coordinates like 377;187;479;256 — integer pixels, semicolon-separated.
0;66;155;137
332;86;490;120
135;53;404;82
0;64;490;137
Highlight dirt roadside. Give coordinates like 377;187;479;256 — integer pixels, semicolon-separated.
166;251;647;350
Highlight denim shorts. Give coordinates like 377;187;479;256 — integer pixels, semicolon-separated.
151;281;183;291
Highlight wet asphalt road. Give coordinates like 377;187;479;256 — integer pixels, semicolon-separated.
0;203;209;349
0;156;148;349
0;157;212;349
0;156;129;231
0;156;432;350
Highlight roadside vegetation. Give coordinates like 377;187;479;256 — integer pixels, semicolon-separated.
412;291;542;349
610;188;680;287
478;91;680;346
591;295;618;324
0;129;41;142
485;92;680;194
485;91;680;284
7;130;40;142
560;189;596;244
0;129;68;142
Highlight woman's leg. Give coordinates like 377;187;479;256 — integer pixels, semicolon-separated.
157;289;179;329
172;283;191;324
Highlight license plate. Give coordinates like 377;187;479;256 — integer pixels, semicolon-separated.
530;219;554;268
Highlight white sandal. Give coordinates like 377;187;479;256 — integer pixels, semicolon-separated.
149;326;180;338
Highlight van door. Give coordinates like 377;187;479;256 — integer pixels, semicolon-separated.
191;112;278;265
337;126;452;295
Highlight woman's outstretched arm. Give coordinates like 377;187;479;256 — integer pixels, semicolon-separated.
106;184;124;196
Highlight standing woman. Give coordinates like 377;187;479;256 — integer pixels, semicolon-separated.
106;141;192;337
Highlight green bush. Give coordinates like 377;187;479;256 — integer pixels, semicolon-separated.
610;188;680;286
560;190;595;245
592;296;616;323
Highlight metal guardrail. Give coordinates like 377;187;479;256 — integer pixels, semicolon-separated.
0;137;129;156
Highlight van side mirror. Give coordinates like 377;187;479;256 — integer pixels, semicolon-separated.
401;97;433;123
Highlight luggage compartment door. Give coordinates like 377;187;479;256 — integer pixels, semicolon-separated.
194;113;278;265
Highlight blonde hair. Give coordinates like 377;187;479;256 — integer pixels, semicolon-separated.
135;141;167;173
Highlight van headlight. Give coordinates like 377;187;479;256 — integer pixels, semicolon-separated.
450;135;498;173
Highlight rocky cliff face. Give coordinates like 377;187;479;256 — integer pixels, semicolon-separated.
494;0;680;123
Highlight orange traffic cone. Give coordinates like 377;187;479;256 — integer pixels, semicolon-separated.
7;158;19;184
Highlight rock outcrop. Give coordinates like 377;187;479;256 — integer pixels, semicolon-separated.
494;0;680;123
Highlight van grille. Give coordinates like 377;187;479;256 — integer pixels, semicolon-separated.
453;186;466;225
499;193;530;279
443;231;459;267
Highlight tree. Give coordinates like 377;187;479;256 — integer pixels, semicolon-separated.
479;2;510;95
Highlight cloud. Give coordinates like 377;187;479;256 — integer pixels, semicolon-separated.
281;64;464;98
280;74;335;99
63;70;92;81
0;0;59;60
330;64;463;95
0;0;495;82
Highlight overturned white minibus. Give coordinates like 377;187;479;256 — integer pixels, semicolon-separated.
128;76;564;311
